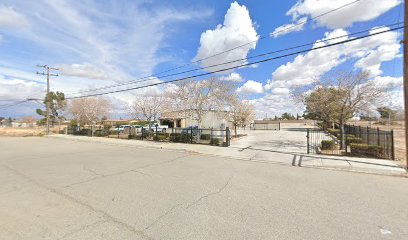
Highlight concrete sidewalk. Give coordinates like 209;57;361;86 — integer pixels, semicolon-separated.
47;134;406;176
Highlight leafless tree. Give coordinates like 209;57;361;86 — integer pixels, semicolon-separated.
166;77;236;128
229;97;255;137
299;70;385;148
129;95;166;123
68;97;111;125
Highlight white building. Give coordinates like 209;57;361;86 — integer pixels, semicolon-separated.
159;110;232;129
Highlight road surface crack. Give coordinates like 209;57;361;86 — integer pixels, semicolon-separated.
185;175;233;210
1;165;155;240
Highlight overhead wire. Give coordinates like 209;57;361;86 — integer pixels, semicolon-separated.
65;25;404;99
67;0;362;95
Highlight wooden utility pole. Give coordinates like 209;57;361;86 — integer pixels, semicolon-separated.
37;65;59;135
404;1;408;169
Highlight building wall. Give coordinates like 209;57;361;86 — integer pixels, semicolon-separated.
161;111;232;129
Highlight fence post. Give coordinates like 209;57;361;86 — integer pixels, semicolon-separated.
377;127;380;146
211;128;213;142
90;125;93;137
391;130;395;160
306;129;310;154
141;127;144;140
359;126;362;138
190;126;193;144
366;126;369;144
118;129;120;139
279;122;281;131
226;127;230;147
345;133;348;154
155;126;158;141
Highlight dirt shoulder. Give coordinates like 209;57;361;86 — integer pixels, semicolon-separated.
0;127;45;137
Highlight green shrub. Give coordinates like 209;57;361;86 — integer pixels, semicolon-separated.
94;129;109;137
200;134;211;140
210;138;220;145
321;140;335;150
346;137;363;145
153;133;170;141
327;129;340;137
127;134;142;140
79;128;92;136
349;144;384;158
169;133;191;143
109;130;119;135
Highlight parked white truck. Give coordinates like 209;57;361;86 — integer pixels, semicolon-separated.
147;123;168;132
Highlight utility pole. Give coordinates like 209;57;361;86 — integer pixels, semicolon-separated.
36;65;59;135
404;1;408;170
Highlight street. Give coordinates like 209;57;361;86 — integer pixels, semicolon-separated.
1;137;408;240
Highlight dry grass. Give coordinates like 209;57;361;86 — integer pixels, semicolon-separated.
349;121;406;168
0;127;45;137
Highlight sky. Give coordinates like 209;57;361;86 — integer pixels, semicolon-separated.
0;0;404;119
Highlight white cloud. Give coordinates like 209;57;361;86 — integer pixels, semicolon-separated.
249;94;304;118
271;87;290;95
57;63;108;80
354;44;401;76
219;72;244;82
194;1;259;73
0;75;44;103
0;5;30;28
372;76;403;89
237;80;263;94
271;17;307;38
288;0;400;29
267;26;401;91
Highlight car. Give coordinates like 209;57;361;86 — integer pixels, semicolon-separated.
115;125;130;133
147;124;168;132
181;126;200;136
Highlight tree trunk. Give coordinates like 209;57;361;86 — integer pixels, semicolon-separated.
234;125;237;138
340;120;345;150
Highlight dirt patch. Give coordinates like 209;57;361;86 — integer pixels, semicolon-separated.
0;127;45;137
350;121;406;168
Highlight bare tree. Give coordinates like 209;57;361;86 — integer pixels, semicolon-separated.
300;71;384;148
68;97;111;126
166;77;236;128
129;95;166;123
229;97;255;137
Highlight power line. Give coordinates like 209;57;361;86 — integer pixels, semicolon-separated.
0;100;30;110
67;0;362;95
66;26;403;100
67;22;404;96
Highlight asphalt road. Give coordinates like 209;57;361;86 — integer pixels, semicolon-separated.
1;137;407;240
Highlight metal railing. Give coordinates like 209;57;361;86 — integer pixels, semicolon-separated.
307;125;395;160
66;126;231;147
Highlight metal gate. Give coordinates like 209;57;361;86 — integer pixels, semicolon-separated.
307;129;342;155
306;128;395;160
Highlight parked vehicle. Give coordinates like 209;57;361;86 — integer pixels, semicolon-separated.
147;124;168;132
115;125;129;132
181;126;200;136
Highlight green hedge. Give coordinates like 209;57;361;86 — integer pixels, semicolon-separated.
169;133;191;143
210;138;220;145
94;129;109;137
327;129;340;137
346;137;363;145
154;133;170;141
200;134;211;140
321;140;335;150
349;144;384;158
